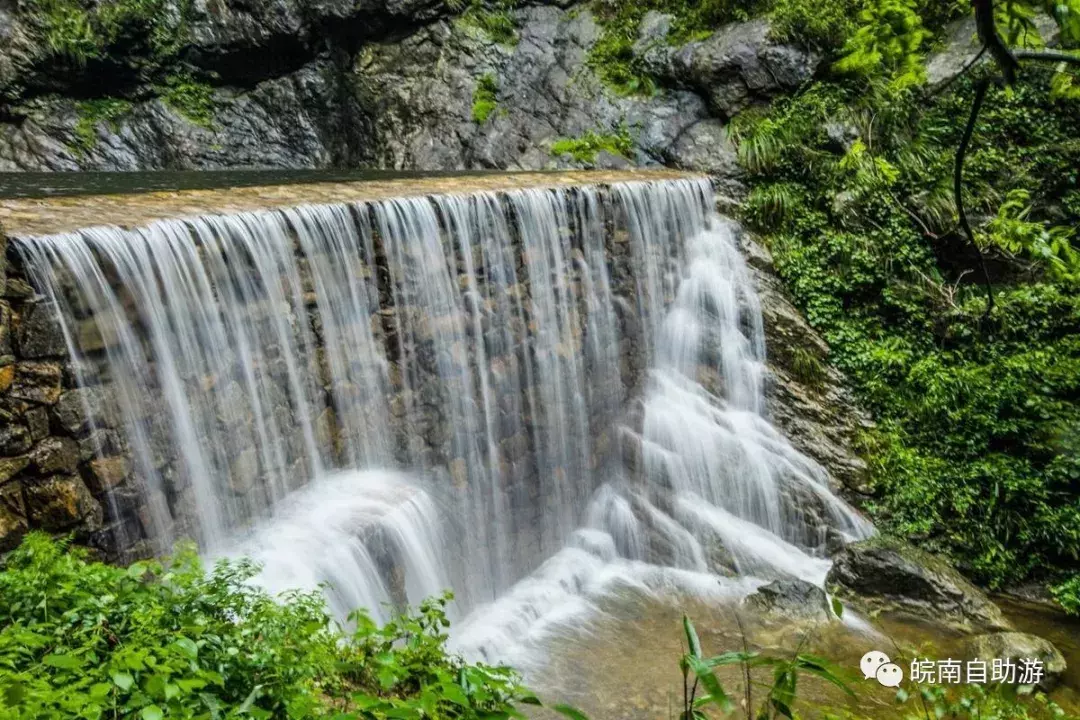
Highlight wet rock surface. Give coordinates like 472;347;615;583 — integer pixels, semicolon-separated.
745;578;832;622
827;537;1012;633
966;632;1068;691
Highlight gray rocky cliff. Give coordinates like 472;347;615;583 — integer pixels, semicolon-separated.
0;0;814;180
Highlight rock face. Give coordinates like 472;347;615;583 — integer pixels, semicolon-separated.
738;232;872;497
827;537;1011;632
745;578;832;622
0;1;816;181
637;16;820;119
966;632;1067;691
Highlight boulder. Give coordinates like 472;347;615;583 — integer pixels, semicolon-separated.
826;537;1011;632
966;632;1067;691
636;18;820;119
745;578;832;622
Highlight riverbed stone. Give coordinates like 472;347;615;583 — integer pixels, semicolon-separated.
967;632;1067;691
826;537;1011;632
745;578;832;622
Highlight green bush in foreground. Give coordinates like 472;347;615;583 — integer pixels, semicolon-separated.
0;533;538;720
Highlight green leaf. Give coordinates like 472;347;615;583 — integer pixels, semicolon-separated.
43;653;84;669
111;671;135;691
682;614;702;658
172;636;199;659
441;682;470;707
552;704;591;720
688;656;733;713
140;705;164;720
830;596;844;619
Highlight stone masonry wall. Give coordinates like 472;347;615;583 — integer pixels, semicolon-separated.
0;185;669;563
0;186;871;563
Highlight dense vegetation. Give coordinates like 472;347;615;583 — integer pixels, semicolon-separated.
729;0;1080;601
1;534;1072;720
0;534;543;720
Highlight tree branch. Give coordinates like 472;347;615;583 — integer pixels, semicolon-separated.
954;76;995;322
973;0;1020;84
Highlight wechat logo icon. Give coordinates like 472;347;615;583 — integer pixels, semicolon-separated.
861;651;904;687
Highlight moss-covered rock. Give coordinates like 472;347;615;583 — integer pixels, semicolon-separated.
826;536;1012;632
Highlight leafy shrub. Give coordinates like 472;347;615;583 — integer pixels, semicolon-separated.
1051;575;1080;615
0;533;541;720
734;38;1080;588
23;0;192;67
456;0;518;46
471;73;499;124
550;126;634;162
832;0;930;91
157;72;216;129
769;0;862;50
72;98;132;154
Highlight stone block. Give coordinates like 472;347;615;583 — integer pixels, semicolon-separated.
16;301;68;359
86;457;131;494
0;481;27;552
25;474;102;531
29;436;80;475
10;361;63;405
0;455;29;484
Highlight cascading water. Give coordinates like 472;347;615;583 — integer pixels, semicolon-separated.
15;177;870;669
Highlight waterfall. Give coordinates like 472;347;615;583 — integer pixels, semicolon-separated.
15;177;870;664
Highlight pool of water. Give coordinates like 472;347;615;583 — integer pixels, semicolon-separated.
525;588;1080;720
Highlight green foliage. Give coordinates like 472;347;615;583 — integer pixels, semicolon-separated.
0;533;542;720
768;0;861;50
157;73;216;129
22;0;193;67
471;73;499;124
72;98;132;154
899;684;1074;720
983;189;1080;280
678;615;853;720
833;0;930;91
456;0;518;46
550;126;634;163
735;45;1080;587
1051;574;1080;615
